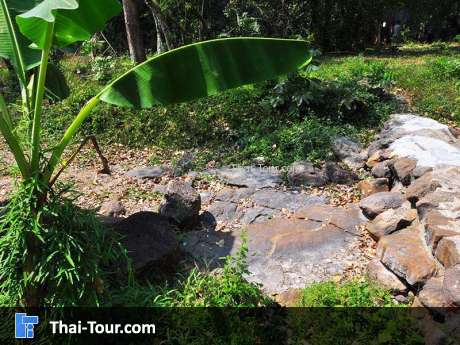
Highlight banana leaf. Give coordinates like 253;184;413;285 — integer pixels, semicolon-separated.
16;0;121;49
100;37;313;108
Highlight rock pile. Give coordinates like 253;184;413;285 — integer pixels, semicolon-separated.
360;114;460;312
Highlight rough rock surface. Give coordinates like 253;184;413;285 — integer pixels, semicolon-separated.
160;180;201;229
332;136;367;170
127;165;171;179
371;161;392;178
207;201;238;223
443;265;460;306
405;172;441;203
208;167;282;188
359;192;405;219
324;162;358;184
246;214;365;293
424;210;460;248
435;236;460;268
287;161;327;187
367;259;407;293
418;276;450;308
250;189;326;213
376;224;438;286
111;212;179;274
391;157;417;186
366;208;417;240
294;204;367;236
357;178;389;197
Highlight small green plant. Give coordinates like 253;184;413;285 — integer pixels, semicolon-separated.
429;57;460;80
298;279;398;307
90;55;116;82
289;279;424;344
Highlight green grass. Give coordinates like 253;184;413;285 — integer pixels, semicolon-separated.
288;280;424;345
317;42;460;123
297;279;399;307
1;43;458;170
35;53;396;167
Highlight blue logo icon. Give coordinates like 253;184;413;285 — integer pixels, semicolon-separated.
15;313;39;339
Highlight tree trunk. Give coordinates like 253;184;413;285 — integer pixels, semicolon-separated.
153;14;164;54
122;0;146;63
145;0;173;51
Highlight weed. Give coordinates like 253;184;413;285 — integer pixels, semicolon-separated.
298;279;399;307
0;181;129;306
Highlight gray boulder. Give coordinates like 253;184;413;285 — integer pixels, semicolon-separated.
332;136;367;170
160;180;201;229
324;162;359;185
127;165;171;179
287;161;327;187
359;192;405;219
111;212;179;275
371;160;393;178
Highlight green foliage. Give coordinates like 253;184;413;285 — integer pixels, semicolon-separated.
90;55;116;82
0;180;128;306
390;55;460;120
40;55;396;168
429;57;460;79
289;280;424;345
99;38;312;108
318;50;460;123
298;279;398;307
16;0;122;49
113;238;270;307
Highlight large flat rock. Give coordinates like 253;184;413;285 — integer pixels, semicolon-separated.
294;204;367;235
246;214;363;293
381;114;457;144
390;135;460;168
250;190;326;212
207;167;282;188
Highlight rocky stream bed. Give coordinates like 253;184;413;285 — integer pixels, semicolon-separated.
1;112;459;342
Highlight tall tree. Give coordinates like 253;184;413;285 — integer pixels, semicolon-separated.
122;0;146;63
145;0;173;53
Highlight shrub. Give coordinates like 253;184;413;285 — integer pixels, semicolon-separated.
298;279;397;307
39;56;396;168
429;57;460;80
0;181;128;306
289;280;424;344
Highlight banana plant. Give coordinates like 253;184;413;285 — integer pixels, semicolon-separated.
0;0;312;307
0;0;312;195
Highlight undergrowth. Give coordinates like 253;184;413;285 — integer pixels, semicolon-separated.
289;280;424;344
0;53;398;168
298;279;398;307
112;237;271;307
0;181;128;307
